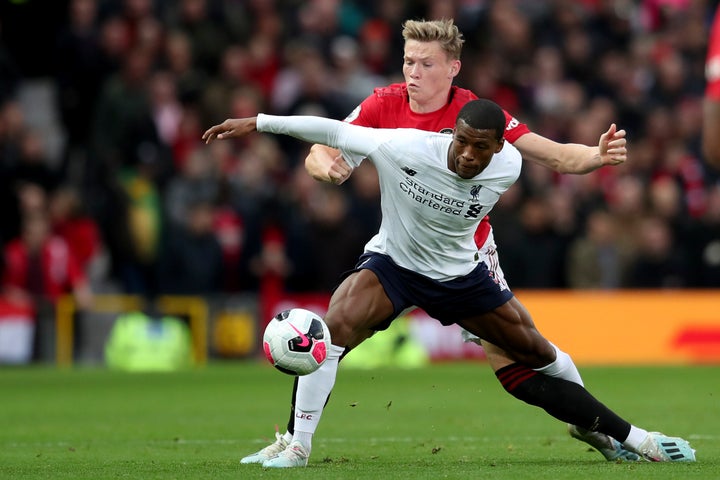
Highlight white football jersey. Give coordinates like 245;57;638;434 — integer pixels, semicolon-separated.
257;114;522;280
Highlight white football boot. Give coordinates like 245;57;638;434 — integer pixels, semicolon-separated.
262;441;310;468
634;432;696;462
240;431;289;464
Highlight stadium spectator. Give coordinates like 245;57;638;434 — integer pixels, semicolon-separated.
685;184;720;286
211;193;245;292
329;35;387;107
163;147;220;227
202;99;695;467
625;215;690;288
703;5;720;169
166;0;231;75
10;129;61;196
0;108;61;243
346;161;382;241
0;39;21;107
2;211;93;311
156;199;224;295
90;45;159;172
200;46;265;126
284;182;367;292
53;0;106;158
510;195;568;288
109;163;163;295
148;70;184;150
162;30;208;108
566;208;634;289
48;185;107;285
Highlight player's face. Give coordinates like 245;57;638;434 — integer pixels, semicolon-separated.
448;120;504;179
403;40;460;112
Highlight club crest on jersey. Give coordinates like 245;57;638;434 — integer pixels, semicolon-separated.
469;185;482;202
402;166;417;176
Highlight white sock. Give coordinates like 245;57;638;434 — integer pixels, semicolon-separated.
292;343;345;451
532;343;584;386
622;425;649;450
281;431;293;443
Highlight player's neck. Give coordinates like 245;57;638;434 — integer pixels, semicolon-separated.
408;88;452;114
409;97;448;114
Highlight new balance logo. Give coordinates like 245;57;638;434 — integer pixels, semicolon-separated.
401;166;417;176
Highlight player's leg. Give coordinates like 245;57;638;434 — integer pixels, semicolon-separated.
470;239;638;460
481;340;639;461
263;268;394;468
457;299;695;462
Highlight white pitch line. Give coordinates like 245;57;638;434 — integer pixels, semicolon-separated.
4;433;716;449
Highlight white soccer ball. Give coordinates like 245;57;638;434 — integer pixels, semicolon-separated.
262;308;331;376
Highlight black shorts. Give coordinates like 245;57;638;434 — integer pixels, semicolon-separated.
346;252;514;331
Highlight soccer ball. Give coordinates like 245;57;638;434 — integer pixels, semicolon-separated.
262;308;331;376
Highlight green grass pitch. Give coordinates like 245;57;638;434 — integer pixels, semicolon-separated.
0;362;717;479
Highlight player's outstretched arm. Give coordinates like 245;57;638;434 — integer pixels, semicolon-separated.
305;144;354;185
515;123;627;175
202;117;258;144
204;115;381;162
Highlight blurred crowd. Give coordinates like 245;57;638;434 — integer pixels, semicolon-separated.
1;0;720;315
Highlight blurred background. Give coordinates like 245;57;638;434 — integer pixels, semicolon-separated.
0;0;718;368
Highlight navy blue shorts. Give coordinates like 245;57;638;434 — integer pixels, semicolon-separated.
345;252;514;331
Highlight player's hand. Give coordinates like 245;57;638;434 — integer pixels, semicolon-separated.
202;118;257;144
598;123;627;167
328;154;353;185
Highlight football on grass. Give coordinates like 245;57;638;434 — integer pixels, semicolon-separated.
263;308;331;376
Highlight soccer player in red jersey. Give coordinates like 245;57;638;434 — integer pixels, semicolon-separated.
703;6;720;168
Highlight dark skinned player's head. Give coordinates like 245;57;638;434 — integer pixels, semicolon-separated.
449;99;506;179
456;99;506;141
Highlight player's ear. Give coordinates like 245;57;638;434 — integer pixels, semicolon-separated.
449;60;461;78
494;138;505;153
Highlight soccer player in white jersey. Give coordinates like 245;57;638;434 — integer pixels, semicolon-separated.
301;18;637;463
238;18;636;464
203;99;695;468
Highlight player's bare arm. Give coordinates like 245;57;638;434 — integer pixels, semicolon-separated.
305;144;354;185
202;117;258;143
515;124;627;174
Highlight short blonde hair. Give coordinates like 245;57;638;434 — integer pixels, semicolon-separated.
401;18;465;60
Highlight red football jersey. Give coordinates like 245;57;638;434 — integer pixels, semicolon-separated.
2;236;86;301
707;8;720;100
344;83;531;247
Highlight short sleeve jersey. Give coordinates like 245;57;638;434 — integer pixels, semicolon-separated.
344;83;530;141
707;8;720;99
342;83;530;247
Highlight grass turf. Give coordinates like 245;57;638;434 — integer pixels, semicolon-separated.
0;362;717;479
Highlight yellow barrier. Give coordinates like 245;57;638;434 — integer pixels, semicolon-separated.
55;294;208;367
515;290;720;365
